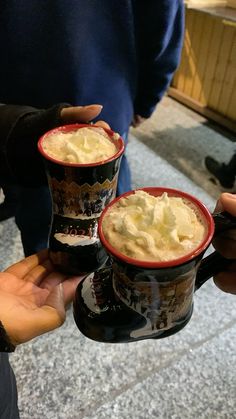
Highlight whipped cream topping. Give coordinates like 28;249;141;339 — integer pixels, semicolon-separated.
42;127;117;164
102;191;206;262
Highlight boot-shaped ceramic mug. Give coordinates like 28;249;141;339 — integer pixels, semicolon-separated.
73;187;236;342
38;123;124;275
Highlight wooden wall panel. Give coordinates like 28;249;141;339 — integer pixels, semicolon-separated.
218;26;236;115
208;24;235;110
190;13;212;101
170;7;236;130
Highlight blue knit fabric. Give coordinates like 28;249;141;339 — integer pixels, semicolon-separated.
0;0;184;134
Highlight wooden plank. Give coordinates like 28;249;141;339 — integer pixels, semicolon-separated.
199;17;224;104
227;0;236;8
183;10;200;96
186;5;236;22
172;70;181;89
170;8;236;125
168;87;236;132
217;29;236;115
208;24;235;110
188;11;205;98
175;10;195;91
226;76;236;119
185;1;226;6
190;13;214;101
172;48;183;88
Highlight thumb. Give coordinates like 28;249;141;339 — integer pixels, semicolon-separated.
60;104;103;124
43;282;66;321
37;276;83;334
16;278;83;344
61;276;84;307
214;193;236;215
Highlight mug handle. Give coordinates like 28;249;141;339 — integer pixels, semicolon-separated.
195;211;236;291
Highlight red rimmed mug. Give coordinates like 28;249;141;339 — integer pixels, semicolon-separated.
73;187;236;343
38;123;124;275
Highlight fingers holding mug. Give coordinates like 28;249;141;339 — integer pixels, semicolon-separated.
214;192;236;215
60;105;104;124
211;193;236;294
213;193;236;259
213;262;236;295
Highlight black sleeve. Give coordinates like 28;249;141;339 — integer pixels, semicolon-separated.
0;321;15;352
0;103;69;187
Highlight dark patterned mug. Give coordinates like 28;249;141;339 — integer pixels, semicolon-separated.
38;124;124;275
73;187;236;343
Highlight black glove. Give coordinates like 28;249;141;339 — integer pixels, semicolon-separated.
0;103;69;187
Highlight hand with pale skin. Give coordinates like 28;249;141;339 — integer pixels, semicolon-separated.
0;249;83;346
60;104;110;130
213;193;236;295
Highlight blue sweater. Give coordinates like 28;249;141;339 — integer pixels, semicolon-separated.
0;0;184;134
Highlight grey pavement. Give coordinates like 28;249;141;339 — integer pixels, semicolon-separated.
0;97;236;419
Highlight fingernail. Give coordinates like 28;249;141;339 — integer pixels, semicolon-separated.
84;104;103;110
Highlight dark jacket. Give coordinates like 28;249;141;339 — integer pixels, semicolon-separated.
0;354;19;418
0;104;66;185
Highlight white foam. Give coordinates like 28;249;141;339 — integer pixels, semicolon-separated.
102;191;207;262
42;127;117;164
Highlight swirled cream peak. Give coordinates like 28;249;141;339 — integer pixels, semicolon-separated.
42;127;117;164
102;191;206;262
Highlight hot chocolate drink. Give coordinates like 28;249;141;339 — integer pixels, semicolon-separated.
101;190;207;263
41;126;119;164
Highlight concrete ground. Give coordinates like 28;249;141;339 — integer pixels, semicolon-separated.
0;97;236;419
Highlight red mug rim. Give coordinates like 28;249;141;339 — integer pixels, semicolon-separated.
37;123;125;167
98;187;215;269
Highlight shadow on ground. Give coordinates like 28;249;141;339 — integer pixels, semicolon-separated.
131;114;235;199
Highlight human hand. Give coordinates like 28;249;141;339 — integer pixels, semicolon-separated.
0;249;83;346
131;114;147;128
60;104;110;130
212;193;236;295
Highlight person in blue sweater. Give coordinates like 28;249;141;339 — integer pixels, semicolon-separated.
0;0;185;256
